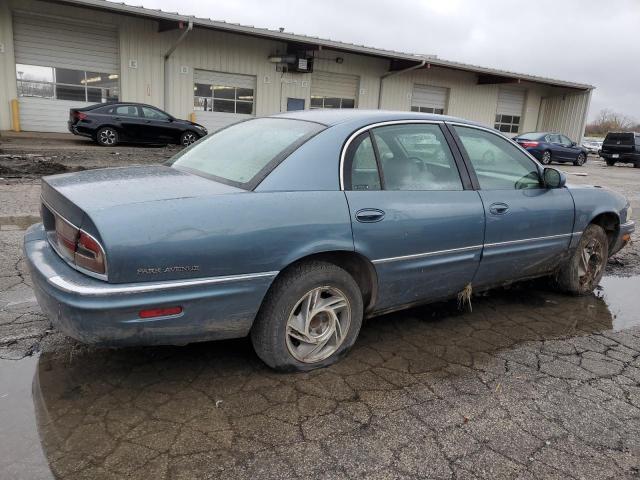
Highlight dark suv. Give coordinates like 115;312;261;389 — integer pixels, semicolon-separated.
600;132;640;168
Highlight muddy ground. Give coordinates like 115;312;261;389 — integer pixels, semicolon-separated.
1;133;640;479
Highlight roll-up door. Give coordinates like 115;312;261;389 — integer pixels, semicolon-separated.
13;13;119;132
411;85;448;114
495;87;526;135
193;70;257;132
310;71;359;109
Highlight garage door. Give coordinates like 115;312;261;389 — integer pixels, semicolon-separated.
310;71;359;109
495;87;526;135
411;85;448;114
194;70;256;132
13;13;119;132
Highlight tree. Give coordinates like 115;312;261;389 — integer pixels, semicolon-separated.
586;109;638;136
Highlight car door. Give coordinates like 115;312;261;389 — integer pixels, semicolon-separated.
450;124;574;289
344;122;485;311
560;135;581;160
112;105;146;140
547;134;567;161
140;106;175;142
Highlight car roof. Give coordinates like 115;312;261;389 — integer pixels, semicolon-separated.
270;109;484;129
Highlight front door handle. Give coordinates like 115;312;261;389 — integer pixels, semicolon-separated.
355;208;385;223
489;202;509;215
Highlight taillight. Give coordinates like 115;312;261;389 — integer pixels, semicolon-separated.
47;205;107;278
73;111;87;121
75;231;106;274
520;141;539;148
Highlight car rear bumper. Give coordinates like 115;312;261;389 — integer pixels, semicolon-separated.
24;223;276;346
611;220;635;255
601;152;640;162
67;121;93;138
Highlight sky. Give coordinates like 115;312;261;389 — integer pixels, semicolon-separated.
140;0;640;122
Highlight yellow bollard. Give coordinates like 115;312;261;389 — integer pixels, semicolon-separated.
10;99;20;132
189;112;196;123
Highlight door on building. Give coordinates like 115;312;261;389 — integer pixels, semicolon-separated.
451;124;574;289
494;87;526;137
344;122;484;310
287;98;305;111
193;70;256;133
13;13;120;133
410;85;448;114
310;71;358;109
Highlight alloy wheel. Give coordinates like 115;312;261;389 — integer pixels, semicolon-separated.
577;153;585;165
542;151;551;164
99;129;116;145
182;132;198;146
285;286;351;363
577;238;604;290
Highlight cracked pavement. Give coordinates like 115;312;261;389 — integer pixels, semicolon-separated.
1;147;640;479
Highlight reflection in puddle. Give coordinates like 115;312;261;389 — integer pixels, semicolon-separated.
3;277;640;478
598;275;640;331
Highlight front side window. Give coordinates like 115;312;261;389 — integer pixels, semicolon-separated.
142;107;170;121
169;118;324;188
560;135;574;146
16;64;119;102
455;126;541;190
494;114;520;134
310;97;355;109
193;83;255;114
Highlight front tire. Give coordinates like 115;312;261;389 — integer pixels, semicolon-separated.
541;150;552;165
573;153;586;166
96;127;118;146
251;261;363;371
180;131;199;147
553;224;608;295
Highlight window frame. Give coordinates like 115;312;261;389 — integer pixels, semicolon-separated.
448;122;544;191
310;96;356;109
341;120;473;191
494;113;521;134
193;82;255;115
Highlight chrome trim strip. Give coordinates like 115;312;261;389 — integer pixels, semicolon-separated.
372;232;577;264
47;271;279;296
339;119;444;190
484;232;573;248
620;220;635;229
372;244;482;264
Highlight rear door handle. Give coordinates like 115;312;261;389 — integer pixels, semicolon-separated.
355;208;385;223
489;202;509;215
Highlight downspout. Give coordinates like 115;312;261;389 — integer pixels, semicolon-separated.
163;18;193;112
377;58;426;109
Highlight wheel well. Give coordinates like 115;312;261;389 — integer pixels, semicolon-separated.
277;251;378;312
590;212;619;254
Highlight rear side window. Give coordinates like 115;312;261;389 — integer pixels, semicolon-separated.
169;118;324;189
455;126;541;190
115;105;139;117
346;123;463;191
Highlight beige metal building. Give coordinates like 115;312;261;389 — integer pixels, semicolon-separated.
0;0;593;140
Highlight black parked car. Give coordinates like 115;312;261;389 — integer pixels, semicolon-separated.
68;103;208;147
600;132;640;168
513;132;588;166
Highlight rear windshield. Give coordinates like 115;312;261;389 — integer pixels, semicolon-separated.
168;118;324;189
604;133;635;145
516;133;543;140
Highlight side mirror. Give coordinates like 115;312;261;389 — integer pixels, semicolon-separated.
543;167;566;188
571;141;576;147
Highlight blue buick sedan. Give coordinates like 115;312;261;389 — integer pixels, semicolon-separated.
25;110;634;371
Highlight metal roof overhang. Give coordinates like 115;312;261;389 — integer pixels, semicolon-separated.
44;0;594;91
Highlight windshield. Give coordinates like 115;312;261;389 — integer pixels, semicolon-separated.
168;118;325;189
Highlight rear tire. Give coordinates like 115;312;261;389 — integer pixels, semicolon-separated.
634;162;640;169
605;160;616;166
96;127;118;146
251;261;363;371
541;150;552;165
552;224;608;295
573;153;586;166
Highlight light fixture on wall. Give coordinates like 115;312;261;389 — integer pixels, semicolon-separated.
336;57;344;64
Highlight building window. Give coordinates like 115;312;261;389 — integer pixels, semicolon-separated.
494;114;520;134
410;106;445;114
194;83;254;114
16;64;119;102
310;96;355;109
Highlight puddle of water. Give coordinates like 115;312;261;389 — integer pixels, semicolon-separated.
0;215;40;230
0;356;53;479
597;275;640;331
2;277;640;479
